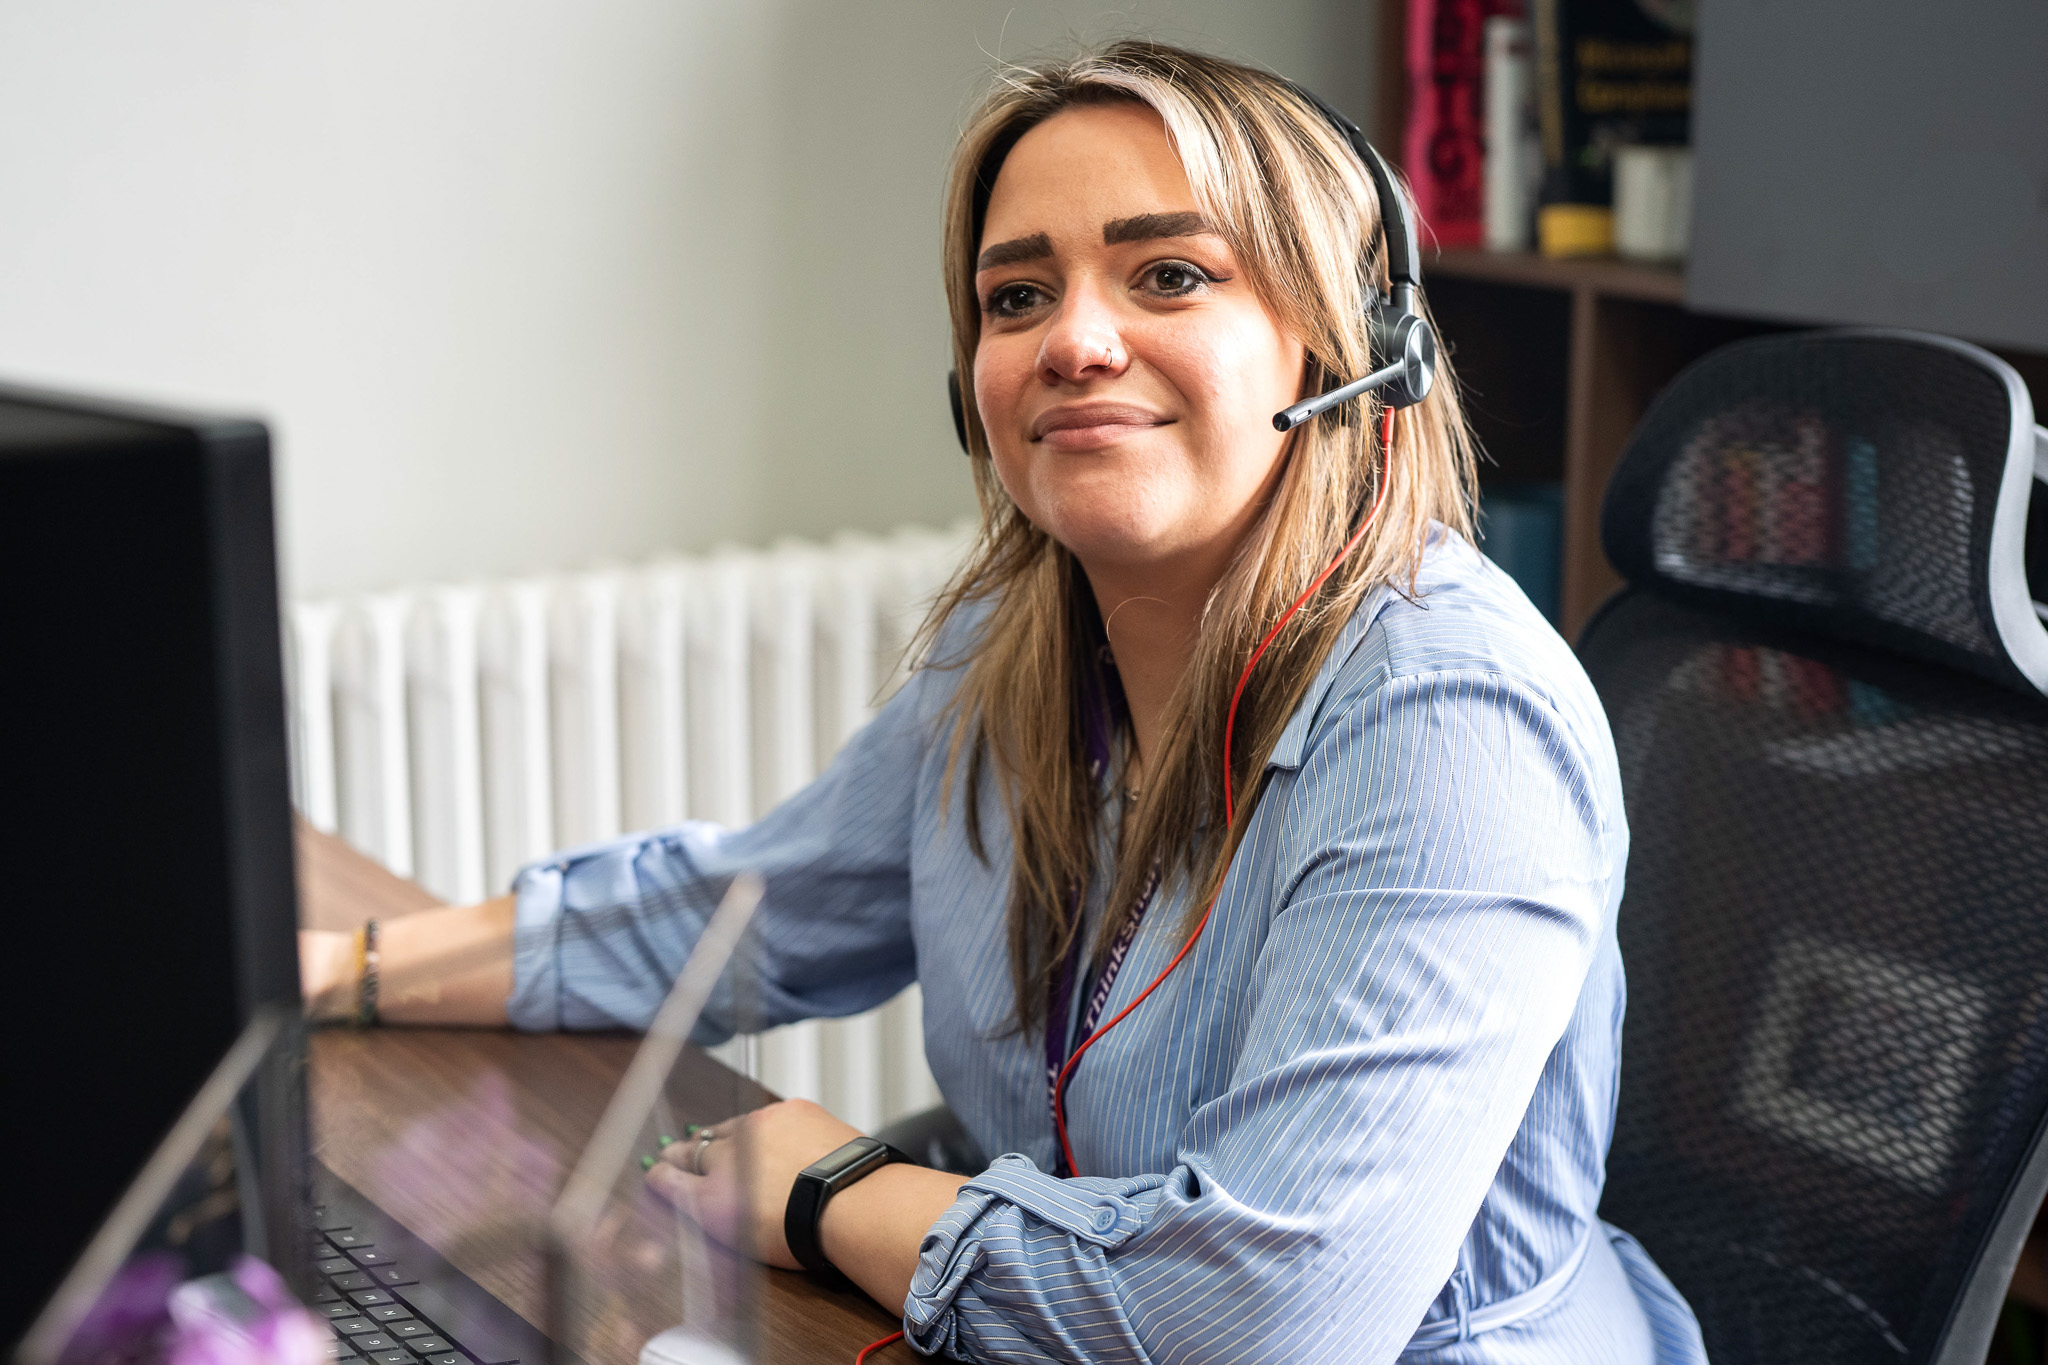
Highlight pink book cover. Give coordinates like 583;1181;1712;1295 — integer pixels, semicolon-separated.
1404;0;1515;248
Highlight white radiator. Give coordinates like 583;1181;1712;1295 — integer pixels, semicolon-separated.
287;523;975;1131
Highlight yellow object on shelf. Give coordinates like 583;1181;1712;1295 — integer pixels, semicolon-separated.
1538;204;1615;258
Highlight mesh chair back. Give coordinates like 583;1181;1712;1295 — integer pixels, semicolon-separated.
1601;330;2048;697
1583;330;2048;1364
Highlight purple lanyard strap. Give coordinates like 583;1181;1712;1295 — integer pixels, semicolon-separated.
1041;659;1160;1175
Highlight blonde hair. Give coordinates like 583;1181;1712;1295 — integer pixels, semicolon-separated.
922;40;1479;1035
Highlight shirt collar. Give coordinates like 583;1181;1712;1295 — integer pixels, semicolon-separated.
1263;581;1392;772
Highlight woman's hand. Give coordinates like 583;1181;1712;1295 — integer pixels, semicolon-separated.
645;1099;862;1270
647;1100;971;1311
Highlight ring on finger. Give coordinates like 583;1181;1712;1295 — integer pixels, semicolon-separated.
689;1129;718;1176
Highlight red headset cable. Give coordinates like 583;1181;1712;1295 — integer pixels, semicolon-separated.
855;1331;905;1363
857;406;1396;1360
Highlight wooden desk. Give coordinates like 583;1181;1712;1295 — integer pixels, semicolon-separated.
298;825;910;1365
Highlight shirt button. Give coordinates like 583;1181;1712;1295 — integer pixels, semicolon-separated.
1091;1208;1117;1233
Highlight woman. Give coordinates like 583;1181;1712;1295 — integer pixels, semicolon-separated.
305;42;1703;1364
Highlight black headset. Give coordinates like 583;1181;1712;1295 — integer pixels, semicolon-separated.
947;84;1436;454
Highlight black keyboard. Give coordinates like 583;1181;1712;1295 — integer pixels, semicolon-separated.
307;1166;553;1365
307;1221;467;1365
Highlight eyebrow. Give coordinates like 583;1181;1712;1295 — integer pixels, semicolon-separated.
975;212;1222;273
1103;211;1217;245
976;233;1053;271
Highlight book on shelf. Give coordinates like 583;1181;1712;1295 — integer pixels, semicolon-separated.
1402;0;1509;249
1530;0;1693;257
1478;480;1562;623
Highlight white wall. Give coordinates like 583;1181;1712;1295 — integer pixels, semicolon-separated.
0;1;1376;599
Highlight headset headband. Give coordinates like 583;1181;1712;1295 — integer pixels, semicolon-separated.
1285;85;1421;305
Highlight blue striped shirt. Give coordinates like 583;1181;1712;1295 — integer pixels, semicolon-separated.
508;531;1707;1364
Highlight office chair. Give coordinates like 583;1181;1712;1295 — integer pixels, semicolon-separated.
1580;329;2048;1364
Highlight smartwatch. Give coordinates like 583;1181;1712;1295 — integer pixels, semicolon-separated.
783;1136;909;1284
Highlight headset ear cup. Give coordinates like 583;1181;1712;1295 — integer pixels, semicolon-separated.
948;369;970;454
1401;317;1437;407
1380;315;1438;409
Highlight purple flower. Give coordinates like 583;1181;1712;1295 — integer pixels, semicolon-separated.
162;1259;325;1365
238;1303;324;1365
222;1259;294;1315
162;1320;253;1365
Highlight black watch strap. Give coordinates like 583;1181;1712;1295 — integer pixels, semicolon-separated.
784;1136;909;1284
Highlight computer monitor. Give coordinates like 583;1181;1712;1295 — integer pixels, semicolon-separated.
1;383;300;1345
14;1009;309;1365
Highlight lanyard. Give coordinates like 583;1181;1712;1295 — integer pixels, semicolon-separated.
1043;865;1160;1176
1041;658;1158;1175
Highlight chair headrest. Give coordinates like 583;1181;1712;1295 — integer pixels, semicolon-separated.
1601;329;2048;699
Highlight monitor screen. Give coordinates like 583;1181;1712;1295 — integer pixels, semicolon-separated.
0;385;300;1345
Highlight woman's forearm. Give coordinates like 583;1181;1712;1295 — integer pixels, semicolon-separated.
819;1163;969;1312
303;896;517;1027
377;895;517;1025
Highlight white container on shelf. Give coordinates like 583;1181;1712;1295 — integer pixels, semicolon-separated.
1614;145;1694;262
1483;16;1539;252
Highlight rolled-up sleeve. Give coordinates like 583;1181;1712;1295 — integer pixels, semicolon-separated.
903;668;1613;1363
505;661;941;1038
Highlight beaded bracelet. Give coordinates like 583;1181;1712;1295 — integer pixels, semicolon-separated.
356;919;381;1027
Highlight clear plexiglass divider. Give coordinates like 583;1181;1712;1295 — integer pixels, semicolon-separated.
546;875;767;1365
21;881;773;1365
303;915;560;1365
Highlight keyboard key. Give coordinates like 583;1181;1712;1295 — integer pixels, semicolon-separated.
366;1304;412;1324
312;1205;352;1232
328;1231;372;1249
349;1247;396;1267
352;1336;394;1352
372;1267;419;1287
403;1337;452;1356
388;1322;431;1339
391;1282;517;1364
319;1301;357;1319
321;1343;357;1361
318;1258;355;1277
331;1272;374;1292
333;1319;377;1336
315;1288;345;1305
421;1356;464;1365
367;1351;414;1365
347;1289;395;1308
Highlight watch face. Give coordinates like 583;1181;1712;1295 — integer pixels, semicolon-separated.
808;1137;885;1183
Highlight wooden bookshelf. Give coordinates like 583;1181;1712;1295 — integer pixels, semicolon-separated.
1371;0;1746;637
1433;248;1683;305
